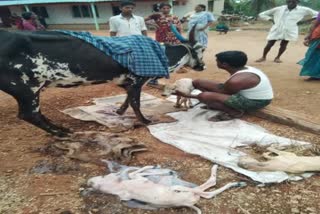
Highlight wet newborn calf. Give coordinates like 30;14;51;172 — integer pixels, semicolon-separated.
239;147;320;174
163;78;194;108
87;165;246;214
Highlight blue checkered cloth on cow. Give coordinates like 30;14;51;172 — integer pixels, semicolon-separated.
57;31;169;78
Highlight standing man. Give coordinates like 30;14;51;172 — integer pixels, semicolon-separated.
109;1;147;37
256;0;318;63
182;4;215;48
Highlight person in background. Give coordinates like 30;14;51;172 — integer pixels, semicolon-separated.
145;3;182;44
11;13;24;30
175;51;273;121
256;0;318;63
215;18;229;35
299;12;320;81
21;12;44;31
109;1;147;37
182;4;215;48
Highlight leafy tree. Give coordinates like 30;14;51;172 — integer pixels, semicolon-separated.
275;0;320;9
249;0;276;16
223;0;319;16
299;0;320;10
223;0;235;14
223;0;277;16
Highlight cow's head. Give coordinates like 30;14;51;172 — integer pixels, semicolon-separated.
185;42;205;71
173;24;205;71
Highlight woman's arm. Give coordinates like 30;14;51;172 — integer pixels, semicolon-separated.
304;14;320;46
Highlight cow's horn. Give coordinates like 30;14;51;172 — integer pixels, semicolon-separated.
170;24;188;43
188;24;197;45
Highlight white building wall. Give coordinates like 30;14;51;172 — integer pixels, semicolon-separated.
9;4;112;24
173;0;208;18
8;1;222;26
9;6;24;16
213;0;225;15
9;1;158;25
44;3;113;24
134;1;159;18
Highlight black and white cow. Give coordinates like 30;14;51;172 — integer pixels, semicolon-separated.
0;30;204;136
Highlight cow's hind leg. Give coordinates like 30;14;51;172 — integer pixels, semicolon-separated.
2;84;70;137
19;94;70;137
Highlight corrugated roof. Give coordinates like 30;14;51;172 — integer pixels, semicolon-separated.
0;0;118;6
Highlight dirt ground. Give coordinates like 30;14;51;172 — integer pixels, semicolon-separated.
0;30;320;214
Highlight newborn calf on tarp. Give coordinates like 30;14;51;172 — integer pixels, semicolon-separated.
239;147;320;174
163;78;195;108
87;161;246;214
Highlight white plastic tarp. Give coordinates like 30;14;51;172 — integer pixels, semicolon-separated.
148;95;312;184
63;93;312;183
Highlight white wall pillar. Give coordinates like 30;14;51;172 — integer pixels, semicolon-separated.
24;5;30;12
168;0;173;14
213;0;225;15
90;3;100;30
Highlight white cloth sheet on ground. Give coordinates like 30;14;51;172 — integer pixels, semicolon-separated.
148;95;312;184
63;93;312;183
63;93;178;131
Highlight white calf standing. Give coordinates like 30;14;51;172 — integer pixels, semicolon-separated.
163;78;194;108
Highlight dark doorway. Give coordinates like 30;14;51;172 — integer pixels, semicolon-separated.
0;7;12;27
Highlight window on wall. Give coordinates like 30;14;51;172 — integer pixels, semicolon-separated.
71;5;99;18
31;6;49;18
208;0;214;12
112;6;121;16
